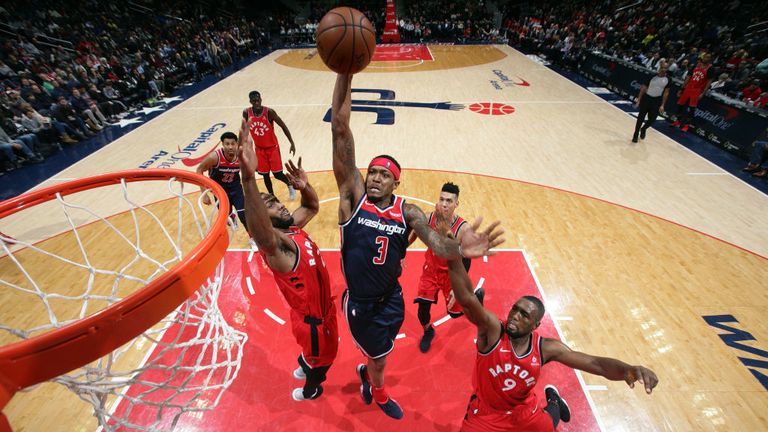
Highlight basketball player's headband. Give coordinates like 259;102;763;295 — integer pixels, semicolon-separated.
368;157;400;181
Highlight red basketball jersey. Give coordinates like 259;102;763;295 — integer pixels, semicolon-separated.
247;106;279;149
424;212;466;272
262;227;333;319
473;326;543;412
686;63;712;91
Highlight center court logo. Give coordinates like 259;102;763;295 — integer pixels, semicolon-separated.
138;123;226;169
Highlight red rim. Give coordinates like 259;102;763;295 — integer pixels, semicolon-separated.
0;169;230;412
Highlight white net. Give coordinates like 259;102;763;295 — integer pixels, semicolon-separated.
0;174;246;431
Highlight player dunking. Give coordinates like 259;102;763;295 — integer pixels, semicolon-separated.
330;73;504;419
243;90;298;200
410;182;483;353
238;122;338;401
196;131;247;230
445;234;659;431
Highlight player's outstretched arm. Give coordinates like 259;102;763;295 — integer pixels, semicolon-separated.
406;205;504;259
542;338;659;394
238;121;294;271
195;149;219;205
447;258;501;351
331;73;364;213
269;108;296;155
285;157;319;228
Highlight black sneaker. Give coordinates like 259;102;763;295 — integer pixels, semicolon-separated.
631;134;638;143
357;364;372;405
376;397;404;419
419;327;435;353
640;128;646;139
544;385;571;423
474;287;485;306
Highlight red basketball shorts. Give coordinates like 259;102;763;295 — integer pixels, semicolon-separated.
462;395;554;432
290;309;338;368
677;87;704;107
415;264;463;315
256;145;283;174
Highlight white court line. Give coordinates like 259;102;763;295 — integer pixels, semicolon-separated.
686;172;729;176
586;385;608;391
245;277;255;296
396;333;406;339
433;315;451;327
521;250;607;431
264;308;286;325
476;277;485;290
509;43;768;198
483;256;488;263
554;316;574;321
247;249;255;262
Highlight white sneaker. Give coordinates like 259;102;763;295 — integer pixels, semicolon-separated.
288;185;296;201
293;366;306;380
292;386;322;401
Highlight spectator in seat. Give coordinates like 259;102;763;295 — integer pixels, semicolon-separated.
742;140;768;178
741;80;763;104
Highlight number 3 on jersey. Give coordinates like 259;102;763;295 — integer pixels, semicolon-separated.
373;236;388;265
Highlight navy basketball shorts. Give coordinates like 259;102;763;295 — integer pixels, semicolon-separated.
342;287;405;359
226;188;246;226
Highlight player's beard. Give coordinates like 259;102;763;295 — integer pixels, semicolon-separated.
272;215;294;230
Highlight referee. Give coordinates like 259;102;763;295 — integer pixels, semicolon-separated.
633;63;670;142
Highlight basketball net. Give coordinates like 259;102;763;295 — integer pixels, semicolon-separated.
0;171;246;431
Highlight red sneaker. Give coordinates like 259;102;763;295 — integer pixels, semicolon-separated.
681;124;689;132
672;120;681;127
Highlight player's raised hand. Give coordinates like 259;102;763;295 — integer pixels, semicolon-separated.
285;157;307;190
433;204;452;238
238;119;258;180
624;365;659;394
459;217;505;258
201;192;212;206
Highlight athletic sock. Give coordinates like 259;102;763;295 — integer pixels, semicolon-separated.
372;385;389;404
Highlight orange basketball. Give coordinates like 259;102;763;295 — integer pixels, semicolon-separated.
315;7;376;74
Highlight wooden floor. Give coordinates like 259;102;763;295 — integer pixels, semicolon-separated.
2;45;767;431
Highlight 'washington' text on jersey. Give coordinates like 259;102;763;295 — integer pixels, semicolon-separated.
341;194;409;299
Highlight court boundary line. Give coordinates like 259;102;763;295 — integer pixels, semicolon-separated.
522;249;607;431
504;45;768;198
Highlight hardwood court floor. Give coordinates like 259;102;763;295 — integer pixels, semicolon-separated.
2;45;767;431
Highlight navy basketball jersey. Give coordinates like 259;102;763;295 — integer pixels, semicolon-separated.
209;148;240;191
340;194;409;299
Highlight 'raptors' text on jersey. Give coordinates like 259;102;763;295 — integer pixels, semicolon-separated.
208;149;240;191
261;227;333;319
246;106;279;149
686;63;712;91
340;194;409;299
473;325;543;412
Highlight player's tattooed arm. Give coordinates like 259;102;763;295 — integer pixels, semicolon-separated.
405;203;462;259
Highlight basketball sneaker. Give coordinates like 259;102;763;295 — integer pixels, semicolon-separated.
419;326;436;353
474;287;485;305
288;185;297;201
293;366;306;380
376;397;404;419
672;120;681;127
681;124;689;132
356;364;372;405
640;128;647;139
545;385;571;423
292;385;323;401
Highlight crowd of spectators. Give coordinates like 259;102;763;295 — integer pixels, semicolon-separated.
0;1;271;173
397;0;500;43
502;0;768;109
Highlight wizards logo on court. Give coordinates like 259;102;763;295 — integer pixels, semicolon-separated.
323;88;515;125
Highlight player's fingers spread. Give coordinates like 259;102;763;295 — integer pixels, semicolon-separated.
483;220;502;235
471;217;484;231
297;157;302;168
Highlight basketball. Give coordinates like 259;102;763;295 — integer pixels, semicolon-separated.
315;7;376;74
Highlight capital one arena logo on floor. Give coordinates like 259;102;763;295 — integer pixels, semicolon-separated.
138;123;226;169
